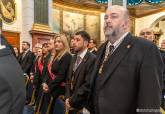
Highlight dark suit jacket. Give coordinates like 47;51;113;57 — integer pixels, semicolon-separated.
66;51;96;109
0;47;26;114
89;33;163;114
18;50;35;75
90;49;97;55
49;52;72;97
160;50;165;89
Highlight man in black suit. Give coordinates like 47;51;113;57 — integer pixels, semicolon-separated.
18;41;35;75
89;5;163;114
0;40;26;114
140;28;165;109
18;41;35;105
65;31;96;114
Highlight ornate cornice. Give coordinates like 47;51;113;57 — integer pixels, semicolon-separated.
31;23;54;35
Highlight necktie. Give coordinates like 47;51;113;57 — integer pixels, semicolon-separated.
21;51;27;60
99;45;114;74
71;55;81;90
73;55;81;71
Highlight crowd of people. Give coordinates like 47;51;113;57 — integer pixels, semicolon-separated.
1;5;165;114
14;32;97;114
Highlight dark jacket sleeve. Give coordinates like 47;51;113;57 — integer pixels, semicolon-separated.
137;44;163;112
160;50;165;93
23;52;35;74
70;54;96;108
65;56;75;99
49;53;72;93
0;76;12;114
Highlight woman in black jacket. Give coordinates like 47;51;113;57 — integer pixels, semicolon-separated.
44;34;72;114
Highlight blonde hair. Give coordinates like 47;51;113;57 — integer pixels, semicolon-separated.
54;34;70;60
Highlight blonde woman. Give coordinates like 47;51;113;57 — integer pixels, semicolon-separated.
47;34;72;114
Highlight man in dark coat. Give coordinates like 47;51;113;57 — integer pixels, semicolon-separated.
65;31;96;114
18;41;35;75
139;28;165;109
0;39;26;114
89;5;163;114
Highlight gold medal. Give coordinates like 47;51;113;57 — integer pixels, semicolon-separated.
99;65;103;74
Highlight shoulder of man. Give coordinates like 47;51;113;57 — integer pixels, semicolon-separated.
132;35;157;50
0;47;12;57
87;51;96;59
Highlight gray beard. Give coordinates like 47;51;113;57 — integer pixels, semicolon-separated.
105;30;119;43
105;29;125;44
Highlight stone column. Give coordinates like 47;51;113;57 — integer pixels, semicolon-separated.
21;0;34;49
108;0;127;7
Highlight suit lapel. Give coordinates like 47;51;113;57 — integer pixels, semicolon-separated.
100;33;136;87
22;50;30;61
90;41;108;86
74;51;90;82
68;55;76;79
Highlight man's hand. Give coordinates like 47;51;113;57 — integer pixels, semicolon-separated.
42;83;49;93
30;73;34;83
65;98;73;111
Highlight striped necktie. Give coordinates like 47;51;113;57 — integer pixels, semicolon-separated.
73;55;81;71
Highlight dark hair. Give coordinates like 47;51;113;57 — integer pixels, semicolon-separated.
42;43;48;48
22;41;30;47
75;31;90;42
90;39;97;46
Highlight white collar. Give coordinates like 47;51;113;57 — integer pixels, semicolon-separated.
23;48;30;54
77;48;88;60
107;32;129;49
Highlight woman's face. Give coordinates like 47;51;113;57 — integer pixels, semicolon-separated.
55;37;64;52
37;48;42;57
42;46;48;55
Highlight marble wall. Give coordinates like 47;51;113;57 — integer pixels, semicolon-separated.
3;0;53;50
135;11;165;46
135;11;165;35
21;0;34;47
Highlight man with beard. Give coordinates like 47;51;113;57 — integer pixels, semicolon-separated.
89;5;163;114
65;31;96;114
18;41;35;75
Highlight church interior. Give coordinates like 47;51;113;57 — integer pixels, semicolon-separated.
1;0;165;49
1;1;165;114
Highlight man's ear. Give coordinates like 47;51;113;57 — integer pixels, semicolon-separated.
122;19;130;30
84;41;88;47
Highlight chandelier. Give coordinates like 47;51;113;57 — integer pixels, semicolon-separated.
95;0;164;5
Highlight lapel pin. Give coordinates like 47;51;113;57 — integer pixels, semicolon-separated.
127;44;131;49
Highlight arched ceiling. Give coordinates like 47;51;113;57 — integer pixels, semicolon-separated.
54;0;165;18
